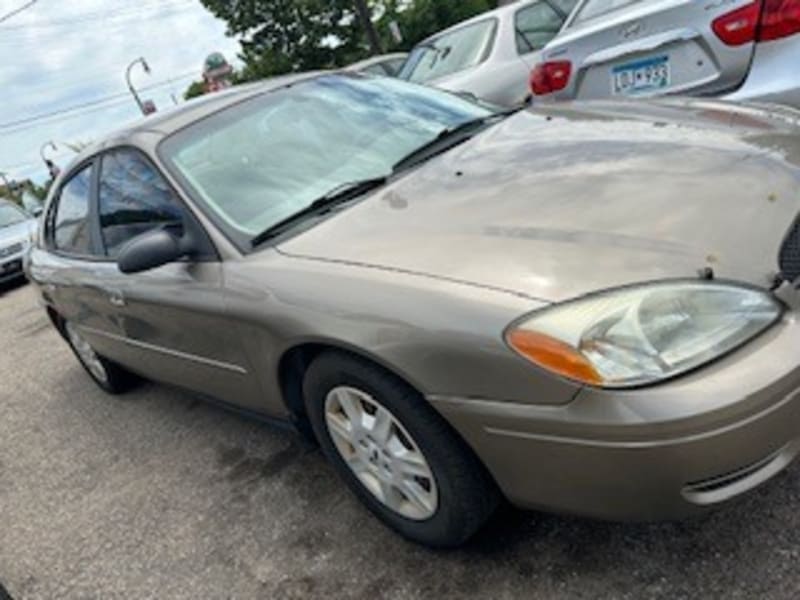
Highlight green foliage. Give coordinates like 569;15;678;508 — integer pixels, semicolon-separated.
0;179;49;205
30;181;51;201
184;79;207;100
200;0;365;81
199;0;498;83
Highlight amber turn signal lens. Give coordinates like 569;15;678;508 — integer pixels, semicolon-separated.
506;329;603;385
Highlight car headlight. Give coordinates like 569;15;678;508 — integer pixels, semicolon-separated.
505;282;782;388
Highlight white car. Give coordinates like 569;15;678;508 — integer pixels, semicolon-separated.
0;201;37;284
397;0;578;107
531;0;800;108
345;53;409;77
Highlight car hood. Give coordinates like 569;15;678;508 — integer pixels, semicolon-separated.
279;99;800;303
0;220;35;247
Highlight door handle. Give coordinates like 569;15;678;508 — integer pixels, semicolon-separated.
108;290;126;307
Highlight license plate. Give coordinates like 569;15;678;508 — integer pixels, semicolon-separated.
612;55;670;96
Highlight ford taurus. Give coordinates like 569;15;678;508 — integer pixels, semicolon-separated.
28;73;800;547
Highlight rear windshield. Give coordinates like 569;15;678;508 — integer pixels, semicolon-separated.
572;0;646;24
398;19;498;84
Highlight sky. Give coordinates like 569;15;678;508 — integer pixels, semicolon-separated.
0;0;242;184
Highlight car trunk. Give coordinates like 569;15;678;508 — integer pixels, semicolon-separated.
565;0;759;100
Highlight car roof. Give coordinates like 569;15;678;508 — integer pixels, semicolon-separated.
62;71;324;172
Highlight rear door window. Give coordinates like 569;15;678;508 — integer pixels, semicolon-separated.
98;149;185;258
399;19;498;84
515;1;572;53
52;165;94;256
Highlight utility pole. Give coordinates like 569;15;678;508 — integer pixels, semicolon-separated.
353;0;383;55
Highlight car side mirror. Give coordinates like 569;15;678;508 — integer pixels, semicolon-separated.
117;228;193;274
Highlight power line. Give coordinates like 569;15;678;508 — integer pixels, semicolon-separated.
0;0;192;31
0;98;134;136
0;0;37;24
0;2;198;46
0;70;198;132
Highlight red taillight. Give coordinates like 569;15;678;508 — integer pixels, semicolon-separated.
759;0;800;41
529;61;572;96
712;1;761;45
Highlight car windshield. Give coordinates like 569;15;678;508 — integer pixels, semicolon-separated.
160;74;492;246
0;203;27;228
398;19;498;84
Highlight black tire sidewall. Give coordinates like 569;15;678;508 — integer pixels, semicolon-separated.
62;321;135;395
304;352;497;547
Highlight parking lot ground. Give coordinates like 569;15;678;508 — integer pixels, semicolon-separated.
3;280;800;599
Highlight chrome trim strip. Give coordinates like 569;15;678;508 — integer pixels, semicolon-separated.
80;325;248;375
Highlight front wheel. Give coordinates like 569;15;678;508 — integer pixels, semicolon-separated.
63;321;138;394
303;352;499;547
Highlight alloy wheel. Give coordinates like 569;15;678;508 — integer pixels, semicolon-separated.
324;385;438;521
65;322;109;384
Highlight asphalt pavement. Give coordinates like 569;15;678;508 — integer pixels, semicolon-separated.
2;279;800;599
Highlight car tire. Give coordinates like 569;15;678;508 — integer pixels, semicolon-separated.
63;320;138;395
303;351;499;548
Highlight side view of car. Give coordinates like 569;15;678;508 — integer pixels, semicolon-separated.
398;0;578;107
531;0;800;107
27;73;800;548
0;200;37;285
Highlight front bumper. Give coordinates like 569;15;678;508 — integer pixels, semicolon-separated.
430;310;800;521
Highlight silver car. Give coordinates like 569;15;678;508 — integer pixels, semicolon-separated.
0;200;37;284
531;0;800;107
398;0;578;107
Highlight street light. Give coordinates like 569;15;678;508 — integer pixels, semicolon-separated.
39;140;60;178
125;57;151;116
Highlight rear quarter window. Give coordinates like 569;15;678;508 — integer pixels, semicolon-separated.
51;165;94;256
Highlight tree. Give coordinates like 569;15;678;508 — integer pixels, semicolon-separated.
184;80;207;100
199;0;498;83
200;0;366;81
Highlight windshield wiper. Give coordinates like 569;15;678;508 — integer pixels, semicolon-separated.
251;175;388;248
392;108;522;174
